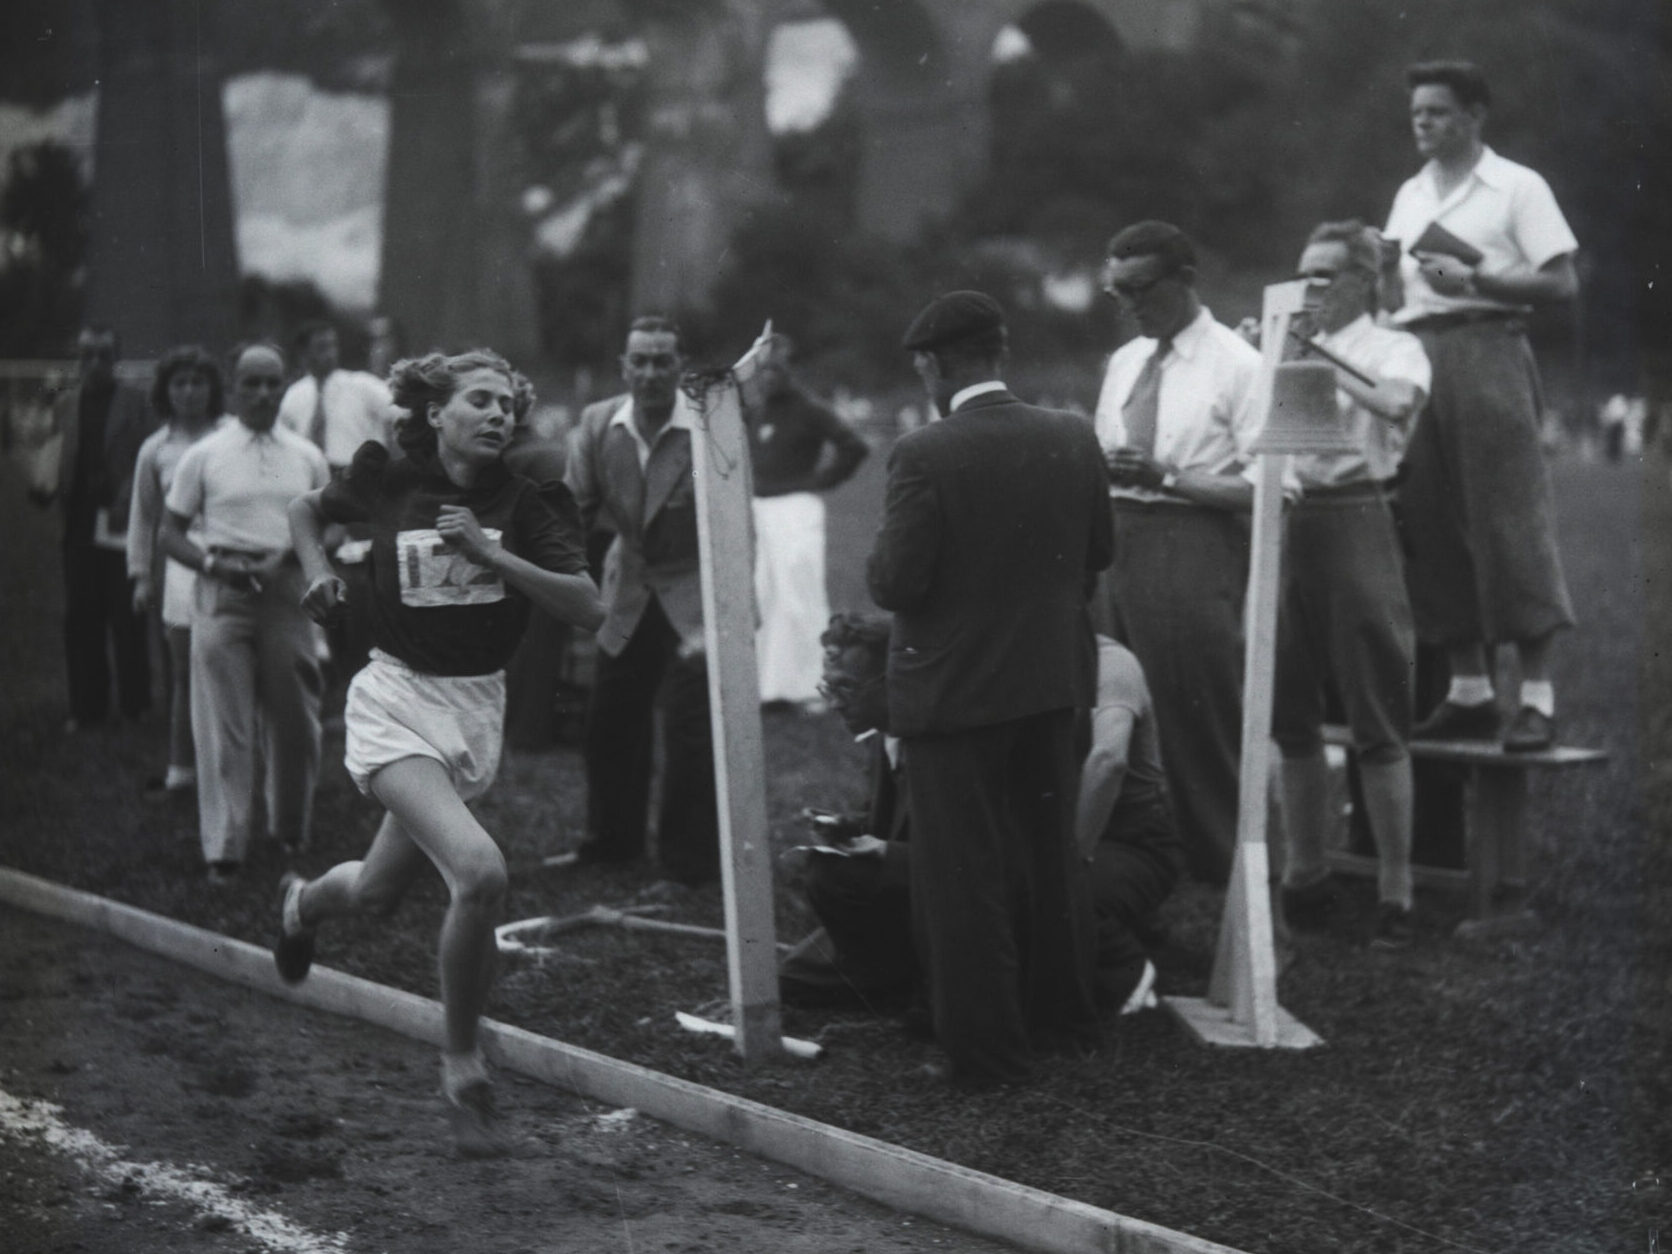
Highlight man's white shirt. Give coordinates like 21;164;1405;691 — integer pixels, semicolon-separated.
1384;145;1578;323
165;422;329;554
1093;307;1262;501
608;396;696;472
277;370;397;469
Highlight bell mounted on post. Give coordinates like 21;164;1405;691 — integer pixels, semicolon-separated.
1252;357;1360;455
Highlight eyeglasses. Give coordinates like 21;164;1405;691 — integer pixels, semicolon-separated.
1102;272;1173;302
1297;266;1371;285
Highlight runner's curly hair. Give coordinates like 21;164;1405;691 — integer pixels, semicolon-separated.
387;350;529;462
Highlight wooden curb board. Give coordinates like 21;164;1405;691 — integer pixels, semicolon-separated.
0;866;1244;1254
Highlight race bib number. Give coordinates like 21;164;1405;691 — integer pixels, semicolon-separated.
395;528;505;607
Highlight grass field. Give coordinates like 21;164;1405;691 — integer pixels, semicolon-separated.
1;436;1668;1254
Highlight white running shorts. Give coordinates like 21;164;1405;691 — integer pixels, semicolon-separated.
344;649;505;801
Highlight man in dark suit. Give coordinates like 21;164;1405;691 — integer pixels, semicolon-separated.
564;316;719;885
867;292;1112;1087
35;325;155;730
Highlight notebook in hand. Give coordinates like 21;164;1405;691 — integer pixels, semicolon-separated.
1408;220;1485;267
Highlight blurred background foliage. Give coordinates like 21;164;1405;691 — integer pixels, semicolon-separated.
0;140;88;356
0;0;1664;405
679;0;1664;400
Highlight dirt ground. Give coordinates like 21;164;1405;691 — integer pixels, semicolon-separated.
0;907;1015;1254
3;444;1670;1253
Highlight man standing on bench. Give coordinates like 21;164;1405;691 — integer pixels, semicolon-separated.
1271;222;1431;950
1384;60;1579;751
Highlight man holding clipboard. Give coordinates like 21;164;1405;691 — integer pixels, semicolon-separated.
1384;60;1579;752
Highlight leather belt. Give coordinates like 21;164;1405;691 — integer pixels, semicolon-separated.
1298;481;1385;504
1404;309;1524;334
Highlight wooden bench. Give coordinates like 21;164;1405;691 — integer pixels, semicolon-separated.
1320;725;1607;938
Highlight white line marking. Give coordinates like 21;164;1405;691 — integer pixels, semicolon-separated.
0;1087;353;1254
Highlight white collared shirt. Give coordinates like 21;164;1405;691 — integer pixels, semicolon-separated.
609;396;696;471
277;369;397;468
1291;314;1431;489
1093;306;1262;501
949;380;1007;412
1384;145;1578;323
166;420;329;553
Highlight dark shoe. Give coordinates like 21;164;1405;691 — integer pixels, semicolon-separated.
143;769;196;803
1413;699;1499;741
1281;875;1340;931
1502;705;1555;753
206;861;241;885
1370;902;1413;951
273;873;316;985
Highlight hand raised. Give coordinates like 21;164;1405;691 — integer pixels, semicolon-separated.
435;504;501;567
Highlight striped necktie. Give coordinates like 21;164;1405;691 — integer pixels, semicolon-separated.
1121;338;1172;457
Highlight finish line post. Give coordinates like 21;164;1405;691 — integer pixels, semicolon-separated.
685;329;783;1063
1165;279;1326;1050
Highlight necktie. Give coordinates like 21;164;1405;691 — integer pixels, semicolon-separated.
1121;338;1172;457
307;378;328;452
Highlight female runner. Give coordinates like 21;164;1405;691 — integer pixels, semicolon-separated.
277;349;602;1155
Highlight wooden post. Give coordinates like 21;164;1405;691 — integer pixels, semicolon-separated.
1451;766;1539;939
1166;280;1322;1050
685;332;783;1062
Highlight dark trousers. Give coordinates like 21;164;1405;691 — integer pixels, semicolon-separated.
1401;322;1574;645
1098;501;1248;884
1273;492;1414;763
904;707;1098;1087
504;609;573;751
62;540;150;724
583;598;719;884
1090;801;1184;1004
779;849;915;1006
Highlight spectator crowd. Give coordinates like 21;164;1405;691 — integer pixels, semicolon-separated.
17;59;1587;1121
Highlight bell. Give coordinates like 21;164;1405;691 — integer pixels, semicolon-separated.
1252;359;1361;455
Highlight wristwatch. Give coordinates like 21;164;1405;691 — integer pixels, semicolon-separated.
1161;471;1180;491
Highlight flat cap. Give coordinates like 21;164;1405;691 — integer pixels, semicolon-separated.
901;290;1006;352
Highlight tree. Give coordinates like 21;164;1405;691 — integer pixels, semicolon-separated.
0;141;89;355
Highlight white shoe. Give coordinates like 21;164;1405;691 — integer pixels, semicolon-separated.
1119;959;1159;1016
